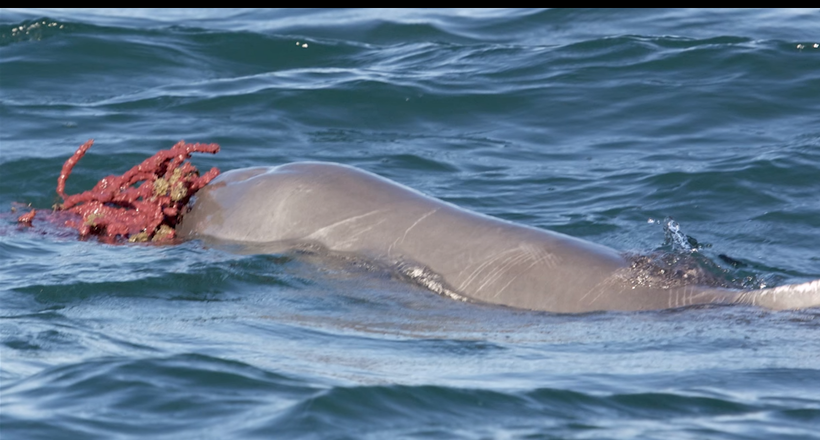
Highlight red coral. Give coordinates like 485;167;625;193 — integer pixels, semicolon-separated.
34;139;220;243
17;208;36;224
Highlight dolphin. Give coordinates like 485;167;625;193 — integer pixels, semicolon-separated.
177;162;820;313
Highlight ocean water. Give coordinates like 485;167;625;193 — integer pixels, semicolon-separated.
1;8;819;439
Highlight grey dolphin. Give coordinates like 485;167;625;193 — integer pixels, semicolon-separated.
177;162;820;313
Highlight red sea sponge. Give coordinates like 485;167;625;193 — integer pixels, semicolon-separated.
18;140;220;243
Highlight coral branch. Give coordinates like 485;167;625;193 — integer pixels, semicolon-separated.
17;209;36;224
57;139;94;200
47;140;220;243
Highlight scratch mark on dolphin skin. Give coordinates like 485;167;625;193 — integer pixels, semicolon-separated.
578;273;610;304
333;219;388;248
308;210;383;236
478;252;530;294
579;268;634;306
480;244;560;297
306;210;386;247
492;254;553;298
387;208;439;257
459;248;520;292
459;244;560;297
688;285;700;306
403;209;439;239
579;281;610;306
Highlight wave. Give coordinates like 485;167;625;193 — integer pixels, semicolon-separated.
4;355;819;438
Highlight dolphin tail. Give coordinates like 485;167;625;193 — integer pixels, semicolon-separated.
735;279;820;310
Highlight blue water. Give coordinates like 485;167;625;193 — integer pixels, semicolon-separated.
1;8;819;439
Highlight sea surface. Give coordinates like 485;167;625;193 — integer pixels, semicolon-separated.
1;8;819;439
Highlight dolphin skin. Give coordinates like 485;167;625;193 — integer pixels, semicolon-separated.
177;162;820;313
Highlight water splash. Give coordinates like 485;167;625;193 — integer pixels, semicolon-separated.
643;217;769;290
662;217;699;253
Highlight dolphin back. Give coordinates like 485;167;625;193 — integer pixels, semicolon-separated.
178;162;820;313
739;280;820;310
